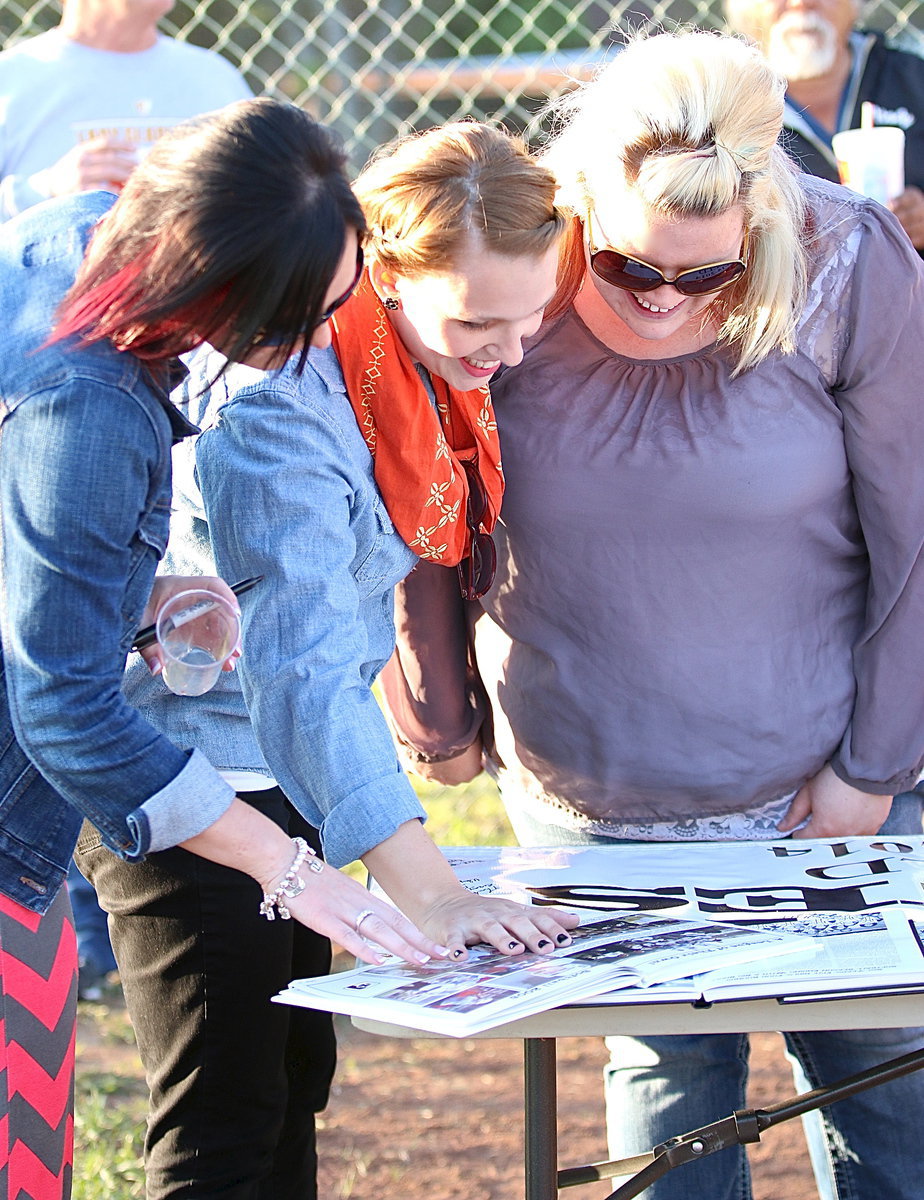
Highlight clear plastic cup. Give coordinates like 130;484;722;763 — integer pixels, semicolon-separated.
155;589;240;697
70;115;186;157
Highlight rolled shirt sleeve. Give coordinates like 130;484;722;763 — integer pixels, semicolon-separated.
129;747;235;856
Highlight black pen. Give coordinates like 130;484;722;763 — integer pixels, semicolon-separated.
131;576;264;653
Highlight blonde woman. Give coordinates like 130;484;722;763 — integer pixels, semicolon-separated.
382;32;924;1200
82;121;576;1199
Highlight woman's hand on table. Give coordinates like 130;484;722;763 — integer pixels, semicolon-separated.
362;818;579;961
275;863;451;968
777;763;893;838
413;889;580;961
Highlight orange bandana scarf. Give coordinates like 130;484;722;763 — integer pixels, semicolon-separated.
331;276;504;566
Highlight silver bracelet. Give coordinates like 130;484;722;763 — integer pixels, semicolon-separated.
259;836;322;921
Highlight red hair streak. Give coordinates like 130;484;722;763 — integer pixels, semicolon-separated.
47;254;225;361
48;256;148;347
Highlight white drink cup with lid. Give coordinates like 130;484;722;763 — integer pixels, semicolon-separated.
831;125;905;205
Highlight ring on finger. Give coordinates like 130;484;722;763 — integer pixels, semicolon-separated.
355;908;375;934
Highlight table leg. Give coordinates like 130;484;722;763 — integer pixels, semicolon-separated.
524;1037;558;1200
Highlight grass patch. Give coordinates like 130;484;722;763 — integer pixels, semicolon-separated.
73;1066;147;1200
412;773;515;848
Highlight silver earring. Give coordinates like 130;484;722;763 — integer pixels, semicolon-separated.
384;296;399;310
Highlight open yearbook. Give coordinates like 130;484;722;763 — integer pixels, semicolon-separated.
275;835;924;1034
276;908;813;1036
275;905;813;1036
446;836;924;1008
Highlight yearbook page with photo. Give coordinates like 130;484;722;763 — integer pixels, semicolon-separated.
587;905;924;1006
274;907;813;1037
444;837;924;1007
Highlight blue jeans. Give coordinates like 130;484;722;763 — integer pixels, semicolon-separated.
787;784;924;1200
67;856;117;975
508;791;924;1200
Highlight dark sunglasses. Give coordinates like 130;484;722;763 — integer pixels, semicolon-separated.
257;245;364;348
316;243;364;326
456;458;497;602
586;206;749;298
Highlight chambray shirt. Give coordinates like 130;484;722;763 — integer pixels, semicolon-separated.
0;192;234;912
122;344;426;868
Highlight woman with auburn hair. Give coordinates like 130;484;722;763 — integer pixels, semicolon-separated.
0;97;451;1200
82;120;577;1199
381;32;924;1200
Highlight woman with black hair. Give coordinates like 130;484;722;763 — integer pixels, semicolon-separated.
0;97;443;1200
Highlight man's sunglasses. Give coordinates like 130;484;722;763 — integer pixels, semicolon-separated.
457;458;497;602
586;206;749;298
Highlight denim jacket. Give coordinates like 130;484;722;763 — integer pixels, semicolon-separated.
0;192;233;912
122;344;427;868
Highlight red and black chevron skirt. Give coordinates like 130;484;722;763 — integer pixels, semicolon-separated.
0;886;76;1200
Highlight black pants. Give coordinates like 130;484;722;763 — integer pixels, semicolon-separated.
77;788;336;1200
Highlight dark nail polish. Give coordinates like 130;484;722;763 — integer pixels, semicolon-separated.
538;938;551;948
508;940;521;950
556;933;571;944
452;947;464;958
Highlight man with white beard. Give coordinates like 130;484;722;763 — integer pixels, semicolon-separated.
726;0;924;250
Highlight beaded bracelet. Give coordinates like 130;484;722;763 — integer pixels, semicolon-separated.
259;836;323;921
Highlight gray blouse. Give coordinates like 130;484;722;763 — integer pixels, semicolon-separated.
385;176;924;831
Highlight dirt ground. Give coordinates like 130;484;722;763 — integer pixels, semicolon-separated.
317;1015;818;1199
78;978;819;1200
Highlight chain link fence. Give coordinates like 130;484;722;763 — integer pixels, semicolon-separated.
4;0;923;171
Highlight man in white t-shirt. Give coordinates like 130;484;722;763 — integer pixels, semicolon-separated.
0;0;251;220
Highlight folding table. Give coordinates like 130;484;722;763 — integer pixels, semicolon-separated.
356;990;924;1199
